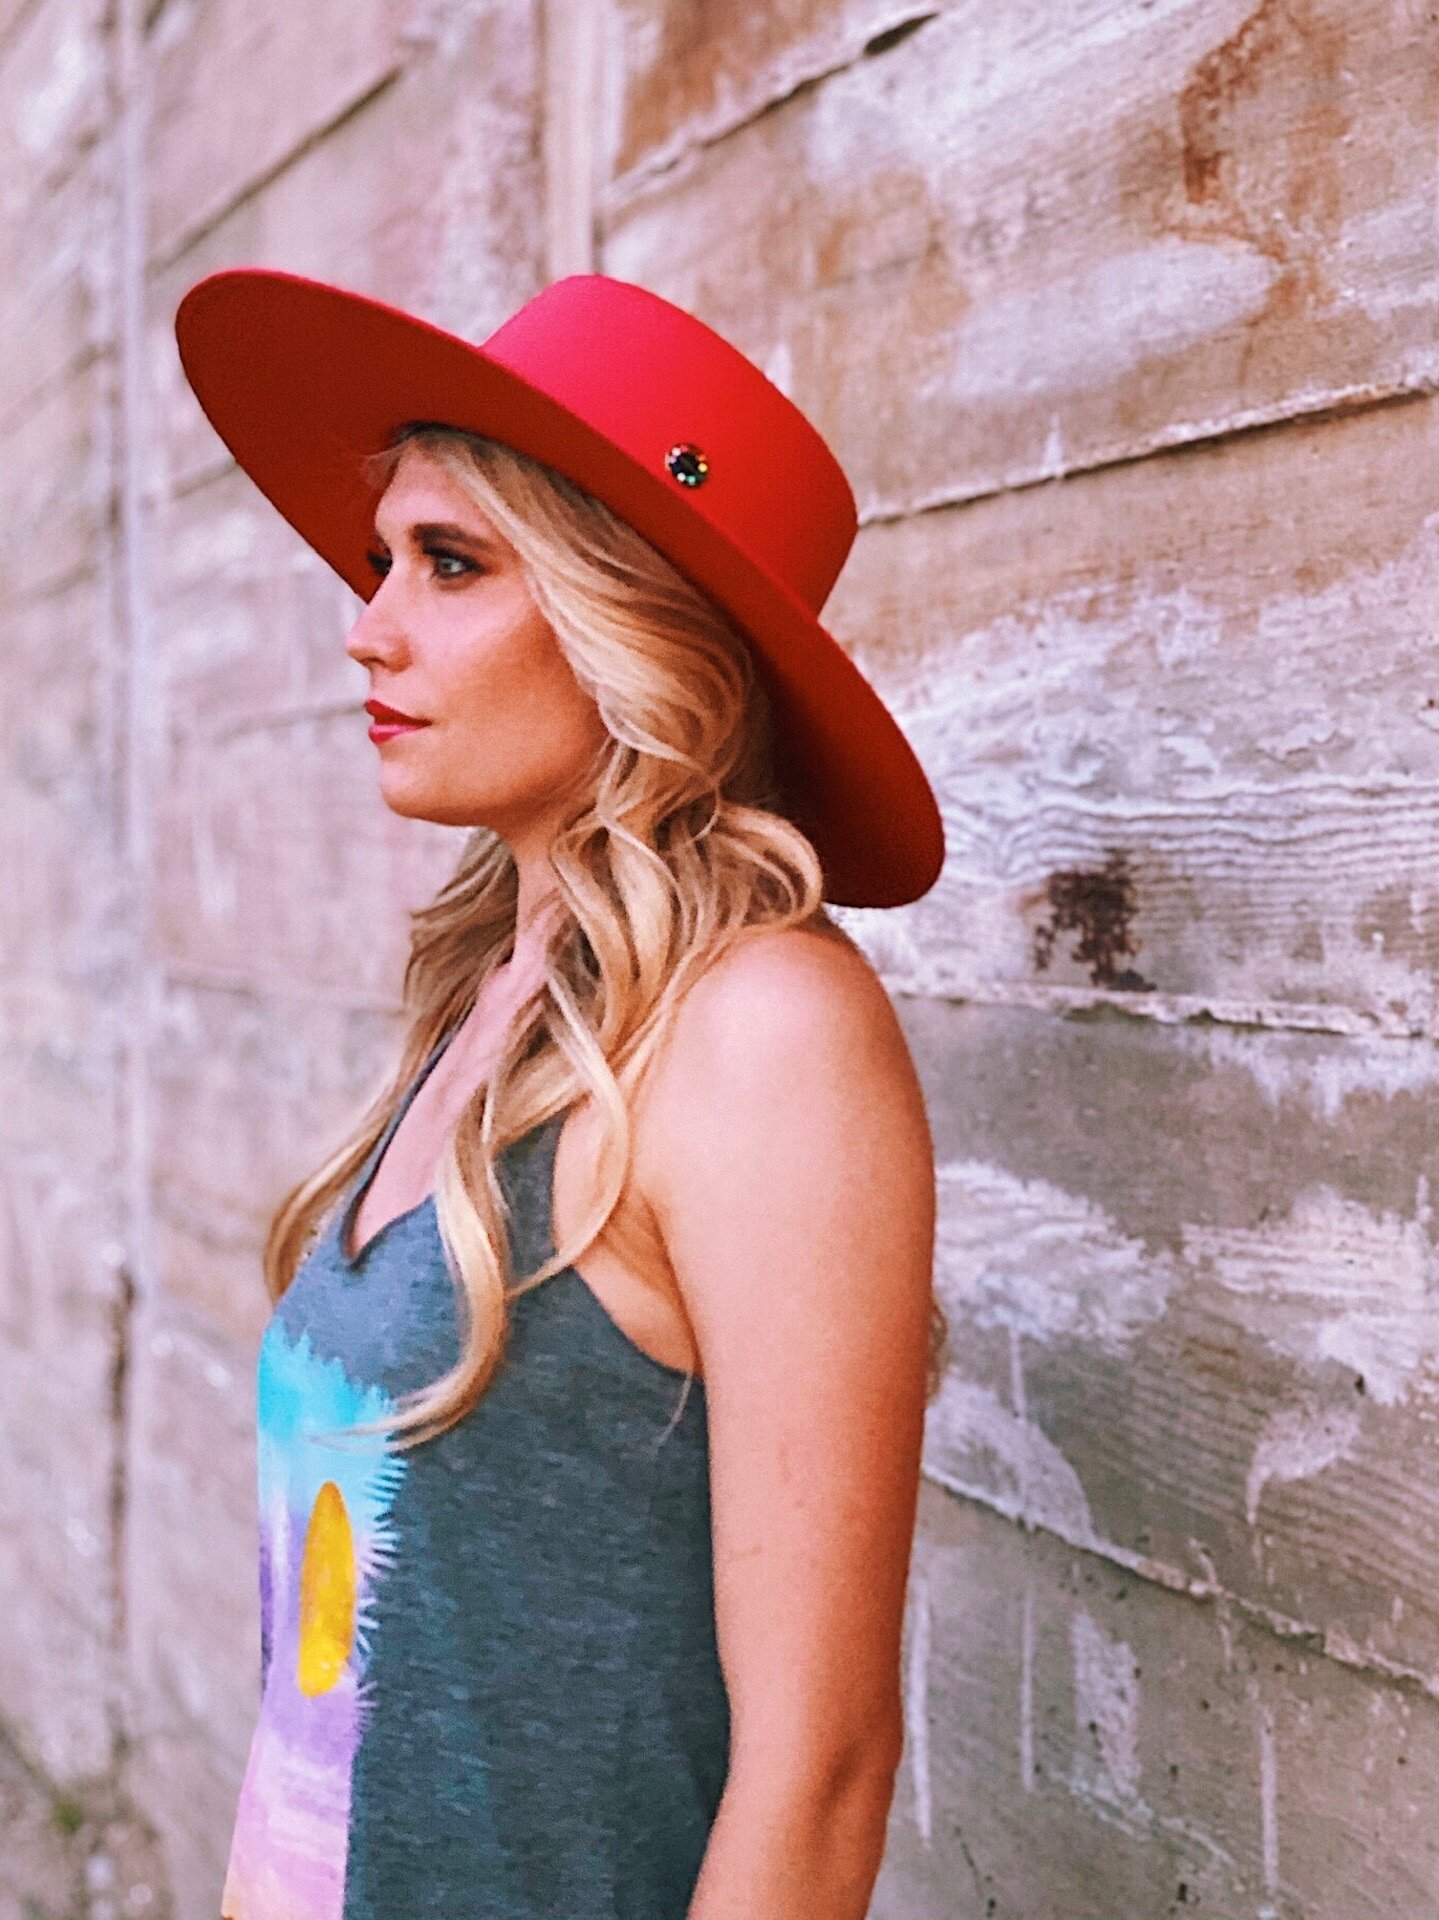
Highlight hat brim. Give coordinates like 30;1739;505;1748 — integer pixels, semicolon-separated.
173;268;944;908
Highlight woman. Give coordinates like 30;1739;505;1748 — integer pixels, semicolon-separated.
175;268;947;1920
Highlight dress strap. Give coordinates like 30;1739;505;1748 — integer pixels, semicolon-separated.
337;1029;459;1264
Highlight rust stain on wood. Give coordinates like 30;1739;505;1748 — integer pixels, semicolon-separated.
1176;0;1355;299
1032;850;1154;992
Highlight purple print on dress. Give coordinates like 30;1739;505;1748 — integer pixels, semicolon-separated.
221;1320;407;1920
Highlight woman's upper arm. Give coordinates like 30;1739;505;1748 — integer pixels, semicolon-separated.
640;927;938;1788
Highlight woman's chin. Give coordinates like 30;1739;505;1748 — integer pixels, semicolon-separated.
376;775;491;831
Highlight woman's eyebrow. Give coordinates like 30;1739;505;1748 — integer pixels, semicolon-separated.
371;519;503;552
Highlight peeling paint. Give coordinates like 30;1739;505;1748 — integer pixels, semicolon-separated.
16;23;103;159
1245;1401;1364;1525
1179;1026;1439;1120
1069;1610;1148;1825
1184;1184;1439;1405
936;1158;1176;1353
924;1376;1098;1549
904;1562;933;1845
840;461;1439;1028
949;237;1279;404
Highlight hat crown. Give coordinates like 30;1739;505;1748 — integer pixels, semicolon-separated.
479;276;857;615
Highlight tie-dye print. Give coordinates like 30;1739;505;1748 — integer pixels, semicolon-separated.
219;1031;731;1919
221;1322;408;1919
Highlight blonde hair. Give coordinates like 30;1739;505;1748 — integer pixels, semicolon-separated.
262;424;948;1449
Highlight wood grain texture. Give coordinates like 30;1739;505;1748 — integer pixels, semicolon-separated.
831;391;1439;1031
0;132;109;426
601;0;938;184
122;1293;265;1920
872;1480;1439;1919
602;0;1439;514
0;1002;122;1780
149;982;414;1343
903;993;1439;1692
145;0;402;265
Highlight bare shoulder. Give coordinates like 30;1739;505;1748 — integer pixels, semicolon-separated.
663;915;911;1083
636;915;933;1218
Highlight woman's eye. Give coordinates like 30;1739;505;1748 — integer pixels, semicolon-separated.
363;548;477;582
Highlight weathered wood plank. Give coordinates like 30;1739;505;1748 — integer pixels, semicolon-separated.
601;0;937;183
603;0;1439;513
0;996;120;1780
146;16;548;993
146;468;462;997
148;982;412;1343
0;352;107;602
145;0;402;265
150;0;545;493
834;391;1439;1032
902;993;1439;1691
0;574;113;984
154;696;460;1000
0;0;107;204
123;1293;262;1920
0;123;109;427
872;1479;1439;1919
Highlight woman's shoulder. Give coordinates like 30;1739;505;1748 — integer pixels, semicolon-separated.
650;913;917;1129
630;909;934;1272
682;914;890;1030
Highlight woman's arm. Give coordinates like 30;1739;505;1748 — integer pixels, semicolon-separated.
640;925;937;1920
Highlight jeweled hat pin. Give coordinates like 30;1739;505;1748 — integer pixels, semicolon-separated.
173;268;944;908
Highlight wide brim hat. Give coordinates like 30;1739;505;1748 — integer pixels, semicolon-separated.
173;267;944;908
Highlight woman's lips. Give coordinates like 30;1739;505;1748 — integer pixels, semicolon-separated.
368;718;430;743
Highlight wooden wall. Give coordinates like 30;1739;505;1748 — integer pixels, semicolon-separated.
3;0;1436;1912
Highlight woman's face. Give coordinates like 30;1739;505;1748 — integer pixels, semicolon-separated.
344;443;608;839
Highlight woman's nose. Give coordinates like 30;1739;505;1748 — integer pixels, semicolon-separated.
345;585;406;667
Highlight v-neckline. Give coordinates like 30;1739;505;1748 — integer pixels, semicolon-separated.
336;910;562;1269
338;1029;458;1268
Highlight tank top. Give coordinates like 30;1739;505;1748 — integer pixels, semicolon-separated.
220;1027;731;1920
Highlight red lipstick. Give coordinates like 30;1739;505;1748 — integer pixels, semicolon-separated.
365;696;430;743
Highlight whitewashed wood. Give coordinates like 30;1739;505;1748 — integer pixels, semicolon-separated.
0;574;115;983
150;0;545;492
0;306;107;603
603;0;1439;515
0;997;121;1780
832;391;1439;1031
0;129;110;426
601;0;939;186
901;993;1439;1691
121;18;551;1894
145;0;401;265
871;1480;1439;1920
148;982;416;1343
0;0;120;1789
122;1294;263;1920
146;472;462;995
142;0;548;995
0;0;108;204
541;0;603;279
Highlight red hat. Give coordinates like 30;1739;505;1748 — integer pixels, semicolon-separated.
172;268;944;908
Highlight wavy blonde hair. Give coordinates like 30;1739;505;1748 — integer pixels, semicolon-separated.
262;423;948;1450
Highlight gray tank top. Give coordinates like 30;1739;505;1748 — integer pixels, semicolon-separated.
220;1029;731;1920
